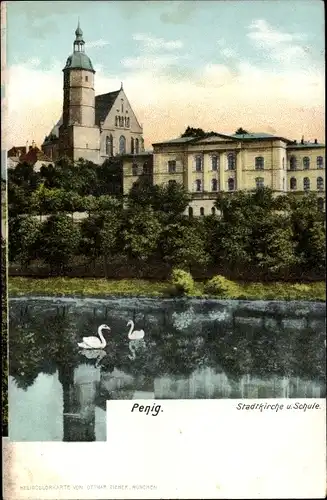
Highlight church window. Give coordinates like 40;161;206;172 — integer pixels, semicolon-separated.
211;156;218;171
195;179;202;192
303;177;310;191
109;134;113;156
211;178;218;191
131;137;134;154
290;177;297;190
227;153;236;170
195;156;202;172
255;177;264;188
85;76;88;82
317;177;324;191
119;135;126;154
135;138;139;154
168;160;176;173
303;157;310;169
228;178;235;191
126;117;130;127
106;136;111;156
255;156;264;170
132;163;138;176
115;116;118;127
121;99;124;113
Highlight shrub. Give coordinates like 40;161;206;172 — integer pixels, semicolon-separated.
170;268;195;295
204;275;240;298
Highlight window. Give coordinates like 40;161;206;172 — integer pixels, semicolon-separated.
228;178;235;191
132;163;138;176
143;162;150;174
211;156;218;171
255;177;264;189
105;136;111;156
317;156;324;168
255;156;264;170
283;177;285;190
121;99;124;113
126;117;130;128
317;198;324;211
282;157;285;169
317;177;324;191
227;153;236;170
135;138;139;154
290;177;297;190
200;207;205;216
211;178;218;191
195;156;202;172
290;156;297;170
109;134;113;156
119;135;126;154
211;207;216;215
168;160;176;173
131;137;134;154
188;206;193;217
115;116;118;127
168;179;177;186
303;157;310;169
195;179;202;192
85;75;88;82
303;177;310;191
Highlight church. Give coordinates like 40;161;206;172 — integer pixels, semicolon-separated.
42;23;144;164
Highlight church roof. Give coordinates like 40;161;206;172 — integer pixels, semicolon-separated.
95;90;121;125
64;52;94;72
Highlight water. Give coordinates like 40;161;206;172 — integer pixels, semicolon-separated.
8;296;326;442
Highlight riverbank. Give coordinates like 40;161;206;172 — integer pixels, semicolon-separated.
8;277;326;301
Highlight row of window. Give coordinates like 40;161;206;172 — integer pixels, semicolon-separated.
115;116;130;128
290;177;324;191
167;155;324;173
105;135;142;156
194;178;236;192
188;198;325;217
290;156;323;170
132;162;151;175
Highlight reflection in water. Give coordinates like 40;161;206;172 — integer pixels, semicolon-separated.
8;297;326;442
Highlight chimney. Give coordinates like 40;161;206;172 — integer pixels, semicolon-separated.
294;140;297;144
301;136;304;144
314;138;318;144
29;146;33;151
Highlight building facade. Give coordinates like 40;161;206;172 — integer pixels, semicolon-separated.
123;132;325;215
42;23;144;164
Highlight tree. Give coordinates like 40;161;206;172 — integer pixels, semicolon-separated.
8;215;42;266
181;126;206;138
38;214;81;274
235;127;249;135
121;206;161;261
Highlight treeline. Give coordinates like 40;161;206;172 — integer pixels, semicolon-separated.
7;158;325;280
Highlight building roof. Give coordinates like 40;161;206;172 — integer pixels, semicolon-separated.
153;136;201;146
95;90;121;125
287;141;325;149
64;52;94;72
7;146;27;157
231;132;291;142
19;147;53;165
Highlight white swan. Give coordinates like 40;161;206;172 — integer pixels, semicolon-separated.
77;324;110;349
127;320;145;340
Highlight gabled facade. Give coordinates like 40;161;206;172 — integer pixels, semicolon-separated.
42;23;144;165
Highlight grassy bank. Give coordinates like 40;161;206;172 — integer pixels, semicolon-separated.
8;277;326;301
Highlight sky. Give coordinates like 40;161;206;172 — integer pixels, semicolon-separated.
3;0;326;151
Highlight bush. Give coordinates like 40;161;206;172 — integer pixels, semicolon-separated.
204;275;240;298
170;268;195;295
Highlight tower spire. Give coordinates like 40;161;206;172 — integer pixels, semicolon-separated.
74;19;85;52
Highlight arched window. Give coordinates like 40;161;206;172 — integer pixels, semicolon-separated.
228;178;235;191
255;156;264;170
105;136;111;156
115;116;118;127
135;138;139;154
121;99;124;113
255;177;264;189
303;157;310;169
290;177;297;190
188;206;193;217
211;156;218;171
290;156;297;171
131;137;134;154
317;177;324;191
227;153;235;170
132;163;138;176
119;135;126;154
195;179;202;192
303;177;310;191
200;207;205;216
317;156;324;168
211;178;218;191
211;207;216;215
317;198;324;211
195;156;202;172
126;117;130;127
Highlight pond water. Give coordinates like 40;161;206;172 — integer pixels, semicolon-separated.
8;296;326;442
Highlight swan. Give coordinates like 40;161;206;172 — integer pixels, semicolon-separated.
77;324;110;349
127;320;145;340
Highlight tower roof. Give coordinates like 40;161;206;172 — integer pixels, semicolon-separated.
63;22;95;73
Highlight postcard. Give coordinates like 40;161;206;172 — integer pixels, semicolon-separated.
2;0;326;498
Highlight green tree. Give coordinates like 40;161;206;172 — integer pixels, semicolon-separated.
8;215;42;266
235;127;249;135
38;214;81;274
121;206;161;261
181;126;206;138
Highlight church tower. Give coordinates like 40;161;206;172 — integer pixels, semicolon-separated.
59;22;100;163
